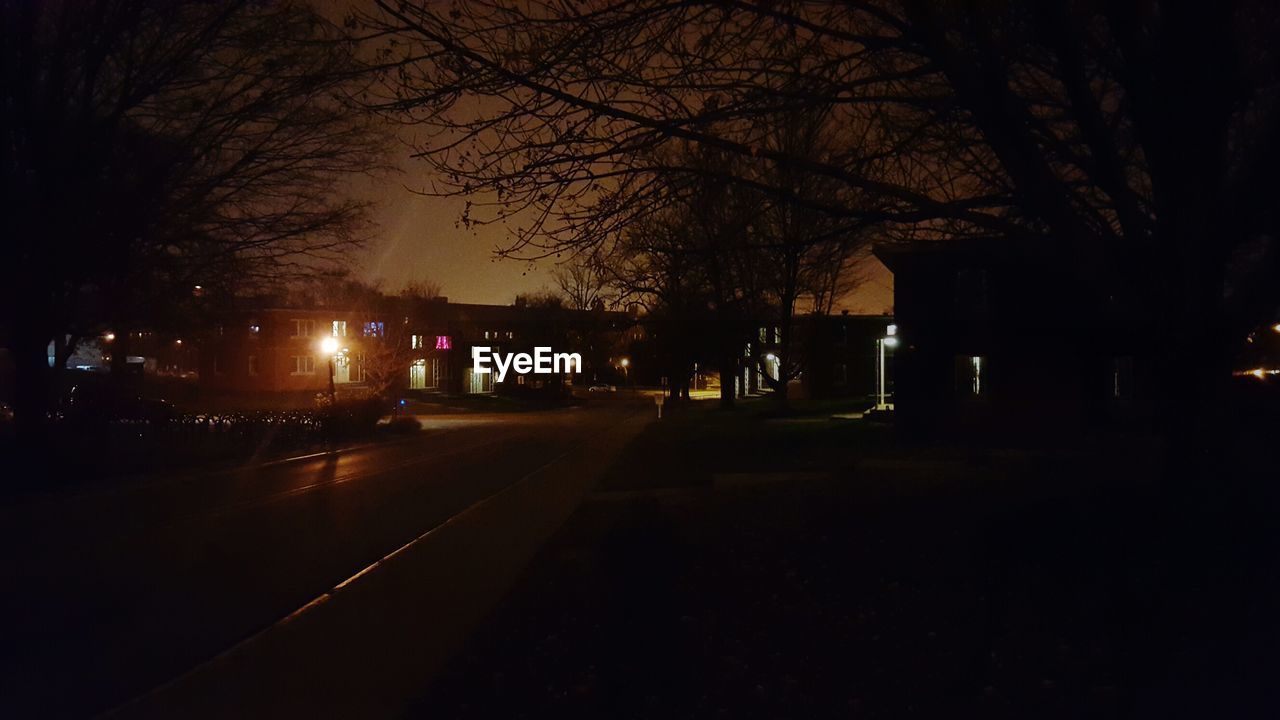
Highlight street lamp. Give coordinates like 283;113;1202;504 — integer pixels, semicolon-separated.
620;357;631;393
876;327;898;411
320;336;339;403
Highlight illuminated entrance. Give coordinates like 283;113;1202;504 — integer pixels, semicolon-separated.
409;358;440;390
334;353;351;384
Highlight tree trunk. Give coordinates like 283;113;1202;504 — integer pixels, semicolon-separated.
718;353;736;409
11;326;54;450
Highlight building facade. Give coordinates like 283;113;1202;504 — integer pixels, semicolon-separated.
199;298;638;397
800;313;896;401
874;238;1145;437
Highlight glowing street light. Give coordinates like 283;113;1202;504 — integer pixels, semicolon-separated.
320;336;339;402
876;325;898;411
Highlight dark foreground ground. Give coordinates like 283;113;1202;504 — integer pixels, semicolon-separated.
0;401;640;718
409;400;1280;719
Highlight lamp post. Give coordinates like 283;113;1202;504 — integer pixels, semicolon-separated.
620;357;631;394
321;336;339;403
877;324;898;411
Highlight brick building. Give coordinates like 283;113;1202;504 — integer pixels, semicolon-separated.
199;297;638;397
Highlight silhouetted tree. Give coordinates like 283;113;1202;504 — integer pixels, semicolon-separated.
362;1;1280;467
553;261;614;312
2;0;386;443
399;279;443;301
611;212;717;404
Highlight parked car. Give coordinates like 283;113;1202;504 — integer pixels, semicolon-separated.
588;384;617;393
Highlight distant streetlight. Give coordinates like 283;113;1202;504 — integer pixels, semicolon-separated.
103;332;115;342
620;357;631;392
320;336;339;402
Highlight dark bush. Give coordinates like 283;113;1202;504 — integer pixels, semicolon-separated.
317;396;388;440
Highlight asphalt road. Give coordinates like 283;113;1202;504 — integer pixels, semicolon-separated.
0;398;642;718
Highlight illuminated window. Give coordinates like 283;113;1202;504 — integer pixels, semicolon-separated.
291;355;316;375
506;331;513;339
411;334;423;349
354;353;367;382
362;321;385;337
955;355;986;397
484;331;491;339
435;335;452;350
468;367;494;394
332;320;347;337
291;319;315;338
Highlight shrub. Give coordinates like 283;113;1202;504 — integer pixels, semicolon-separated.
318;396;388;440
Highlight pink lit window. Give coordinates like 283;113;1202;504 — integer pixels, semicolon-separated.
435;335;452;350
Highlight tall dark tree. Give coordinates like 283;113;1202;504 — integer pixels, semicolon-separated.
362;1;1280;471
612;209;717;404
1;0;385;441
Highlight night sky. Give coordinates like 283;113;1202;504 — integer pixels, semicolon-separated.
344;126;894;310
327;0;893;312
